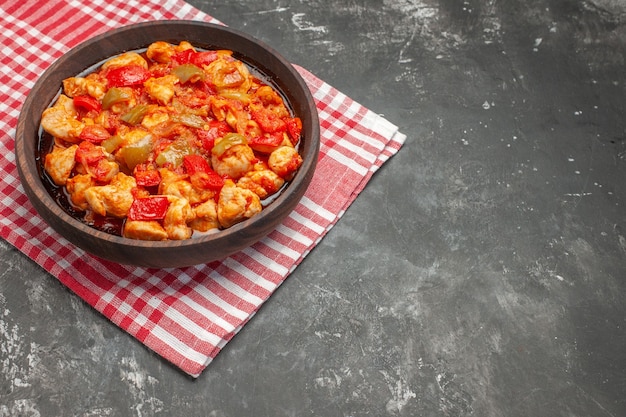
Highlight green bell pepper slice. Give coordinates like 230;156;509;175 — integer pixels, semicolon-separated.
101;87;132;110
120;104;149;125
172;63;205;84
211;132;247;158
119;134;153;170
156;138;194;168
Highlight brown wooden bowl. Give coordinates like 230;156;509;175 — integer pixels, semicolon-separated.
15;20;320;268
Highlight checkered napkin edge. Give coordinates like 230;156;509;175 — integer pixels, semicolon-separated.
0;0;406;377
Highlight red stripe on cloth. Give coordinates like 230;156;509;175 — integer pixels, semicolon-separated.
0;0;406;377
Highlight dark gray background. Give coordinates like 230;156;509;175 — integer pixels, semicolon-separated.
1;0;625;416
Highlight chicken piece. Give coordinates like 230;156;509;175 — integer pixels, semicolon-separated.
123;220;168;241
190;198;219;232
105;87;137;114
211;140;256;180
159;169;215;205
144;74;178;105
205;57;252;94
83;172;136;218
175;41;195;53
93;110;118;133
237;168;284;199
209;96;249;133
146;41;176;64
241;119;263;141
65;174;95;210
119;128;151;146
63;76;107;100
249;85;290;118
145;41;196;64
163;195;195;240
74;141;119;184
158;169;188;193
268;146;303;179
141;111;170;129
41;94;84;142
217;179;262;228
101;51;148;70
44;144;78;186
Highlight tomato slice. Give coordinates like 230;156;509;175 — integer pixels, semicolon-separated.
171;49;194;66
286;117;302;144
252;109;287;133
191;51;218;67
79;125;110;143
73;95;101;113
134;168;161;187
106;65;151;87
168;49;217;71
182;154;210;175
197;120;232;152
127;196;170;221
248;132;284;148
183;154;224;191
190;171;225;191
75;141;115;182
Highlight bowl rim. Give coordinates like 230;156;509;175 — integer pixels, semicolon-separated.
15;20;320;258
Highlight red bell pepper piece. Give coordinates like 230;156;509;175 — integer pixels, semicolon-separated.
106;65;151;87
182;154;211;175
191;51;218;67
183;154;224;191
171;49;219;67
286;117;302;143
73;95;101;113
127;196;170;221
197;120;232;152
134;168;161;187
171;49;195;66
75;141;114;182
252;109;287;133
79;125;111;143
201;80;218;96
75;141;101;165
248;132;284;148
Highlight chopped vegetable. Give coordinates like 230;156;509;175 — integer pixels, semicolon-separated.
73;95;101;113
134;165;161;187
197;120;232;151
155;138;193;168
101;134;124;153
211;132;247;158
119;134;153;170
101;87;131;110
286;117;302;143
247;132;285;153
252;108;287;133
74;141;117;183
79;125;110;143
171;49;195;66
127;196;170;221
121;104;149;125
171;113;205;129
191;51;218;67
183;154;224;191
172;63;205;84
106;65;151;87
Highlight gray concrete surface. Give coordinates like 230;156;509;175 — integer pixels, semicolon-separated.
2;0;625;416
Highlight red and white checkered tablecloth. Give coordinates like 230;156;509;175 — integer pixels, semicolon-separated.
0;0;405;377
